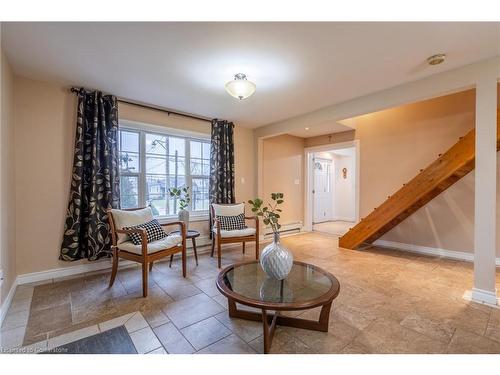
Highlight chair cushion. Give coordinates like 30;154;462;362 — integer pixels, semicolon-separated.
111;207;154;244
213;227;256;238
212;203;245;217
123;219;167;245
118;235;182;255
216;213;246;231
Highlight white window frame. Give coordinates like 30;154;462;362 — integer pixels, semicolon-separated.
118;120;211;221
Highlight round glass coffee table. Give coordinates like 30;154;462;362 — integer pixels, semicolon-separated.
216;260;340;353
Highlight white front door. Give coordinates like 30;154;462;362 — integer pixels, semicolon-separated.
313;158;333;223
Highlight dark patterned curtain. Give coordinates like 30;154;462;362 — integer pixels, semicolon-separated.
209;119;236;232
60;88;120;261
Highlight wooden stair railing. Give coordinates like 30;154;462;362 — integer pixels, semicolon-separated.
339;109;500;250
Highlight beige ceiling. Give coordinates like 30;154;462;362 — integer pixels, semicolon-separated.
288;121;354;138
2;22;499;129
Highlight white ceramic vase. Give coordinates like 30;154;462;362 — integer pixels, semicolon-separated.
178;209;189;231
260;232;293;280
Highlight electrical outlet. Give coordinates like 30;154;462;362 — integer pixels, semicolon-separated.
294;179;300;185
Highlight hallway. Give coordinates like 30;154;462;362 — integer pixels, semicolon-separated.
313;220;353;236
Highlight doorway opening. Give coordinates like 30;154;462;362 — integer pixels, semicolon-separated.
305;141;359;236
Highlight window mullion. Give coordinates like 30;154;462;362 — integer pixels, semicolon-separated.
140;130;146;208
165;136;175;216
165;136;171;216
186;139;193;212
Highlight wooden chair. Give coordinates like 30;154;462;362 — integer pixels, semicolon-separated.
210;203;259;268
108;207;187;297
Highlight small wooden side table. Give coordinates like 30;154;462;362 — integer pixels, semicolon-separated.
168;229;200;266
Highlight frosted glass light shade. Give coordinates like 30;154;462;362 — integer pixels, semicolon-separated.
225;73;256;100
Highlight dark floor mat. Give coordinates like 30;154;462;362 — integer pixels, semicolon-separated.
42;326;137;354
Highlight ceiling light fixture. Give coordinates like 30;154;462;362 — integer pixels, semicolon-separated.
427;53;446;66
225;73;256;100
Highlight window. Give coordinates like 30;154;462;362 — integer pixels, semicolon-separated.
119;127;211;218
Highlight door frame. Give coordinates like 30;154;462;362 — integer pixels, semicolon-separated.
304;140;360;232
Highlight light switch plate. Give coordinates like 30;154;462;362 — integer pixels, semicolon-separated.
294;179;300;185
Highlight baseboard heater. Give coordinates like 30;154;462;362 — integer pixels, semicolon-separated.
263;221;303;239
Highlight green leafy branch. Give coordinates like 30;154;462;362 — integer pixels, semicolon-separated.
248;193;284;234
168;186;191;210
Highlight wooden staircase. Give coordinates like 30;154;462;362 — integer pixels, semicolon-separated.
339;109;500;250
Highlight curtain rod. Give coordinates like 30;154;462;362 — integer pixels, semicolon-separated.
70;87;212;123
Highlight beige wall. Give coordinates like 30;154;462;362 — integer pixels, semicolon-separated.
355;89;477;220
1;47;16;304
304;130;355;148
294;88;500;256
120;102;210;135
14;78;255;275
372;88;500;256
262;134;305;225
332;153;356;221
15;77;78;275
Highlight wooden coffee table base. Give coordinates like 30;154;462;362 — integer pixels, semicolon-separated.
227;298;333;354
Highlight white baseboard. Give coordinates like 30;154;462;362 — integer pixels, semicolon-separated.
263;222;303;238
0;277;18;326
374;239;500;266
331;217;356;222
17;258;121;285
463;289;500;308
17;235;213;286
471;288;499;306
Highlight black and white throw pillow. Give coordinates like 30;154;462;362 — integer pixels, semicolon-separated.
216;213;246;231
124;219;167;245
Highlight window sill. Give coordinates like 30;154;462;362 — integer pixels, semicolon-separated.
156;214;209;224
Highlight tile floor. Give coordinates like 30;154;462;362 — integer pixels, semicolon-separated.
2;232;500;354
312;221;354;236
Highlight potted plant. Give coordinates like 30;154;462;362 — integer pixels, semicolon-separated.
168;186;191;231
248;193;293;280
